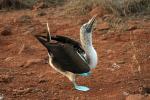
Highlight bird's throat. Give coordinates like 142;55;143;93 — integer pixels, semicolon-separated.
84;46;98;69
80;34;98;68
80;33;92;48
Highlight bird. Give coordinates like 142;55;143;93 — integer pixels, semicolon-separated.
35;15;98;91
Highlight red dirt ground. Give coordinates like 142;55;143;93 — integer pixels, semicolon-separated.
0;7;150;100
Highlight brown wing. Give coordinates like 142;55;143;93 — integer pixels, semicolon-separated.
35;36;90;74
36;35;85;54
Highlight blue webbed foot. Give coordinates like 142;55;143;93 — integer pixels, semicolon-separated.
75;85;90;91
79;72;91;76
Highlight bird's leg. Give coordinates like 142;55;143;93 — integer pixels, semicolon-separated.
65;72;90;91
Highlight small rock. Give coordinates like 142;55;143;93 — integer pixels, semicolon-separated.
117;60;126;64
101;35;108;40
1;26;12;36
99;88;103;91
112;63;120;69
139;86;150;94
126;25;137;31
38;79;48;83
0;75;13;83
32;88;42;93
123;91;129;96
143;87;150;94
37;11;46;16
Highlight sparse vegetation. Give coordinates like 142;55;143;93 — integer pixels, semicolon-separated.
0;0;66;10
104;0;150;16
43;0;66;6
64;0;94;15
65;0;150;16
34;0;66;7
0;0;29;10
0;0;149;16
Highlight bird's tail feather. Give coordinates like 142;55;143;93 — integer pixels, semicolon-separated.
46;22;51;42
35;22;51;48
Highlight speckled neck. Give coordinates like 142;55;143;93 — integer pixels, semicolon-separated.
80;33;92;48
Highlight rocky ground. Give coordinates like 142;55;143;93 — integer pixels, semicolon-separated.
0;6;150;100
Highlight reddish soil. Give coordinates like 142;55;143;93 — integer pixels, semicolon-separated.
0;7;150;100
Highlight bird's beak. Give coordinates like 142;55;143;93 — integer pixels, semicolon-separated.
86;15;97;32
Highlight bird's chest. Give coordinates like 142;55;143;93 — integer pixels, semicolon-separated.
85;47;98;68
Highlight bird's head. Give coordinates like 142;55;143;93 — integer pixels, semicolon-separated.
80;15;97;35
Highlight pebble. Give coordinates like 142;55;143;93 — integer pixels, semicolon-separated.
0;75;13;83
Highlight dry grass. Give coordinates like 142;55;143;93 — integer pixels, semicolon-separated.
64;0;97;15
0;0;149;16
34;0;66;7
0;0;29;10
65;0;150;16
105;0;150;16
0;0;66;10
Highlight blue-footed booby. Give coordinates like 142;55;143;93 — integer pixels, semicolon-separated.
35;16;98;91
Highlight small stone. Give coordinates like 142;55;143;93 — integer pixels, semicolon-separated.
139;86;150;94
99;88;103;91
112;63;120;69
0;75;13;83
126;25;137;31
123;91;129;96
117;60;126;64
101;36;108;40
143;87;150;94
1;26;12;36
38;79;48;83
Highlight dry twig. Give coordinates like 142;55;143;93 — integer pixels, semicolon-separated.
129;31;144;89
